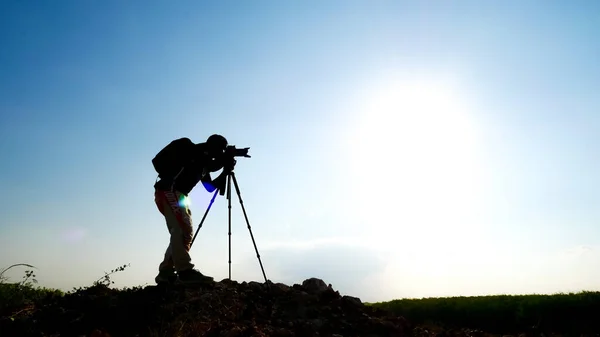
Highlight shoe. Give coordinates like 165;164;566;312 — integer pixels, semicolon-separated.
155;269;177;285
176;269;214;285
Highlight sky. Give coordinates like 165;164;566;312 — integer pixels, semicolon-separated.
0;1;599;303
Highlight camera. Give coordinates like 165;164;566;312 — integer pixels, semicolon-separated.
225;145;251;158
221;145;250;173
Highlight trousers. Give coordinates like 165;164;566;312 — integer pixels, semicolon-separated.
154;188;195;272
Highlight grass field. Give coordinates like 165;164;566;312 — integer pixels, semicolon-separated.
367;291;600;335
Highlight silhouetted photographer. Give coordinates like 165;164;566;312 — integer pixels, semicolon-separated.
151;134;250;286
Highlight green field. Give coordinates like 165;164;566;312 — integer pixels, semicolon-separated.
367;291;600;335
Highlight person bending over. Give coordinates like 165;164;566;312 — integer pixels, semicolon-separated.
152;134;234;285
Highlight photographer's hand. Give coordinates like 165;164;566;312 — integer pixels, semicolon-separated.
218;153;236;172
225;158;237;172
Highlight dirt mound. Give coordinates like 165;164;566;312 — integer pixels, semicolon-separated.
0;277;410;337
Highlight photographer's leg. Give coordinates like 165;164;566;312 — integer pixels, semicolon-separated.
154;190;177;284
156;190;195;271
159;245;174;270
172;197;215;284
156;190;213;284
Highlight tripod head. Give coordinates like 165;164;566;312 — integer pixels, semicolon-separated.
216;145;250;196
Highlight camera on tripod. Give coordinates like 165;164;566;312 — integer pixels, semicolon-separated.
190;141;269;288
222;145;250;171
215;145;250;195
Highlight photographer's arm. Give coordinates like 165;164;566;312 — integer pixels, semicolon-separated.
201;173;215;192
198;153;235;193
201;169;228;193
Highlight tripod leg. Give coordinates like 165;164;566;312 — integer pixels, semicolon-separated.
190;188;219;249
227;173;232;280
230;172;269;287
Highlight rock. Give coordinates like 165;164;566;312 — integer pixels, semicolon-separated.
342;295;363;307
301;277;330;295
248;281;263;291
274;283;290;291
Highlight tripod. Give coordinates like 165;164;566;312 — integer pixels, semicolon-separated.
189;169;269;286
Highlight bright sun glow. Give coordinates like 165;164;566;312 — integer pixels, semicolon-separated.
345;73;487;263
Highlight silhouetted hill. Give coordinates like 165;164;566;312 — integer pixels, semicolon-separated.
0;277;410;337
2;276;598;336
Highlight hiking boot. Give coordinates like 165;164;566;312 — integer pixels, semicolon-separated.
155;269;177;285
176;269;214;285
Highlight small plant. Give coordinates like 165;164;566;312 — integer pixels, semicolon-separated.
92;263;131;288
0;263;37;285
21;269;38;287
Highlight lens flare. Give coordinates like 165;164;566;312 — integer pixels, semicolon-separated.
178;195;190;208
61;227;87;243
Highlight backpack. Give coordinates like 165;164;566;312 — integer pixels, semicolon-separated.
152;138;195;179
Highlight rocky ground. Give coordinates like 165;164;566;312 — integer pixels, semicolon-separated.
0;277;573;337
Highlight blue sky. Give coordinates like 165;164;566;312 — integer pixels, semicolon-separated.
0;0;599;302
